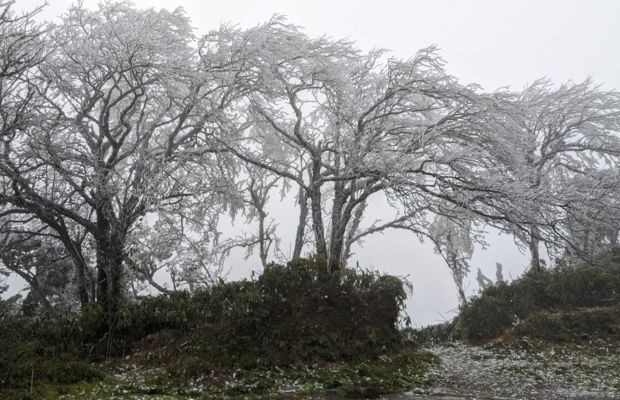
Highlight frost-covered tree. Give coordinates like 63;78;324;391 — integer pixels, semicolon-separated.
561;170;620;262
217;18;493;272
482;80;620;269
428;215;474;304
397;79;620;273
0;234;77;315
3;3;619;312
0;3;242;317
214;165;283;269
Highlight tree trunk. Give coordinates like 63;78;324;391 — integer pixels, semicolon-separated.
69;243;89;308
341;201;366;267
450;252;467;304
328;234;344;272
73;253;90;308
310;190;327;260
329;195;364;273
258;209;268;268
529;227;541;271
95;204;124;319
57;232;90;308
96;237;124;318
309;157;327;260
327;184;346;272
292;188;308;259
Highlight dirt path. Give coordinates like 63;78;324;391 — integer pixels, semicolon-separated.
390;342;620;399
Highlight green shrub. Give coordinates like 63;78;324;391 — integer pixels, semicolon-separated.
458;295;515;341
405;320;460;345
516;306;620;341
0;293;21;324
457;248;620;341
188;257;410;368
1;256;411;386
0;316;105;389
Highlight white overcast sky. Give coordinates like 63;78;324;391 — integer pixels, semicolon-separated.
12;0;620;326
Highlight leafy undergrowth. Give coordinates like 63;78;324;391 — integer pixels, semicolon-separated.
457;247;620;342
0;346;436;400
515;306;620;341
2;258;428;399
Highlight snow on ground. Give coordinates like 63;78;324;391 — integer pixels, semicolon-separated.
398;341;620;400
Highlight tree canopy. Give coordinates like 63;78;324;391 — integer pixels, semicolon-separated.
1;2;619;317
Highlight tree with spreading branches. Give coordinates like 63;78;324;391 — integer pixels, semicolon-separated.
0;2;242;317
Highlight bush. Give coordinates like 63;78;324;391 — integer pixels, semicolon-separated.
0;315;105;390
0;257;411;387
458;295;516;342
185;257;410;368
116;258;410;370
0;293;21;324
516;306;620;341
403;320;460;345
458;248;620;341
